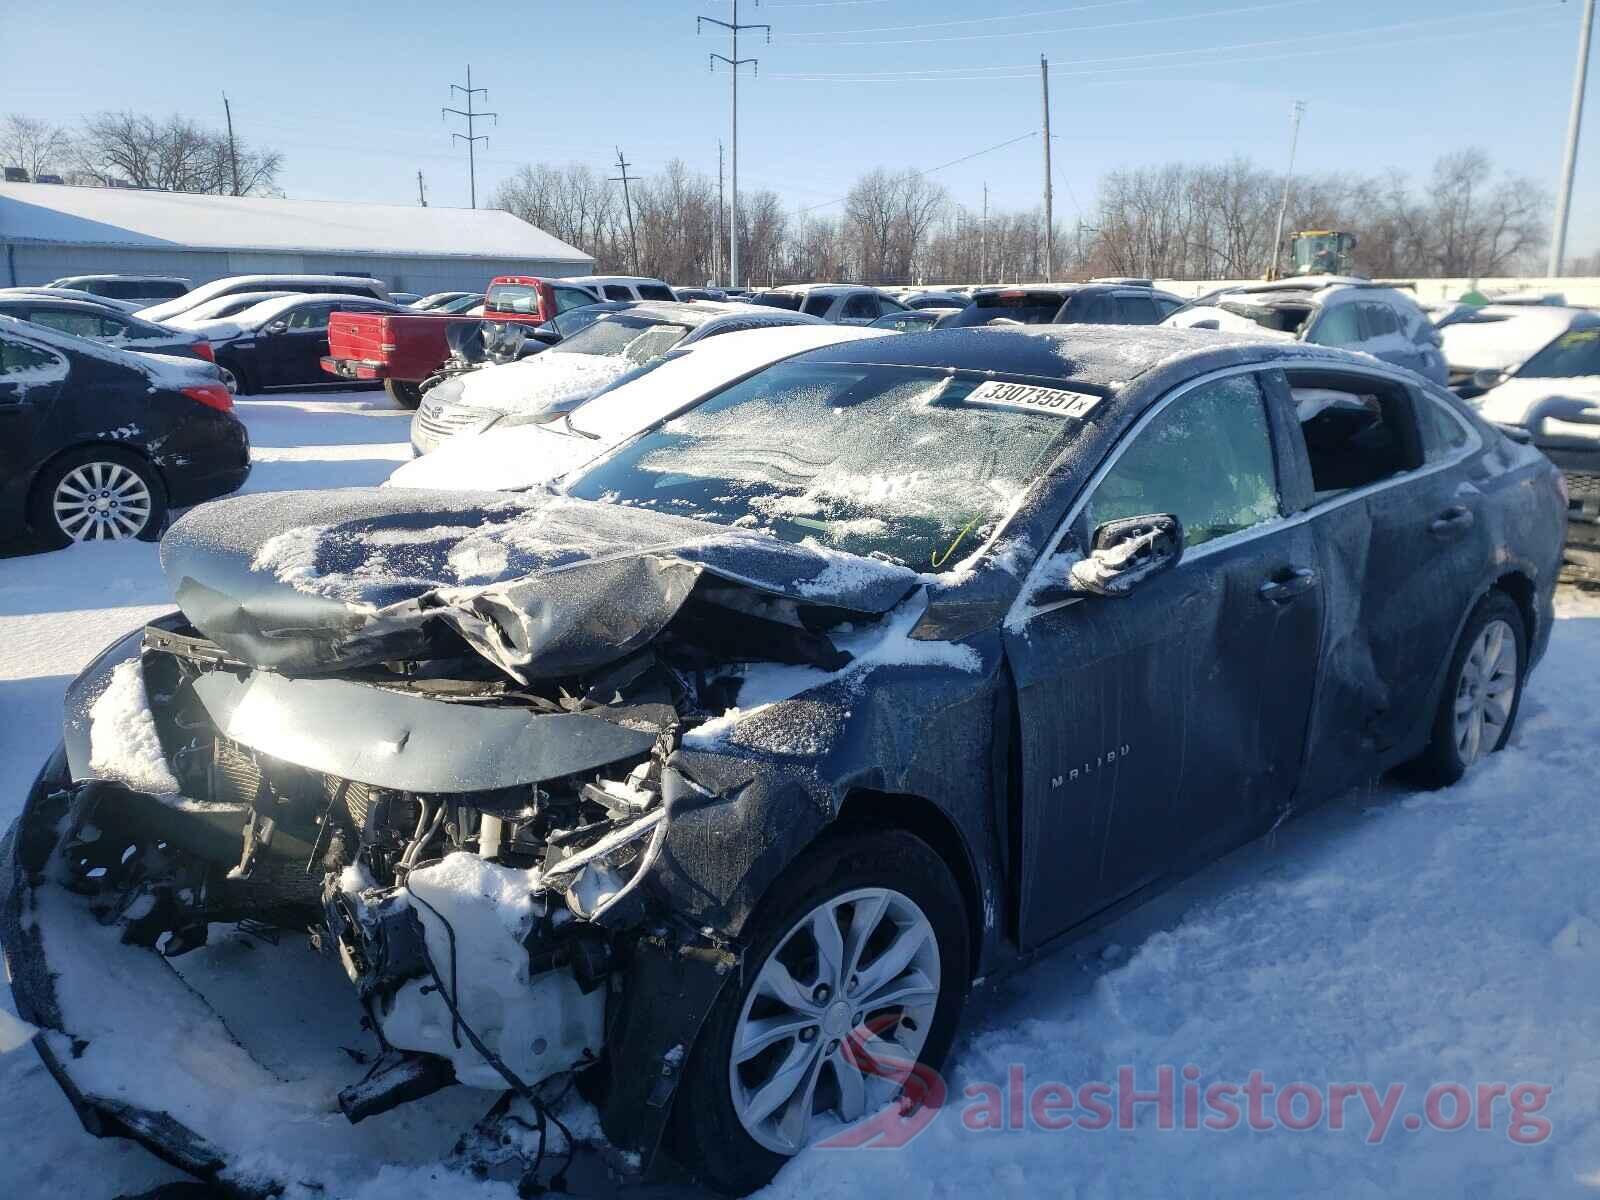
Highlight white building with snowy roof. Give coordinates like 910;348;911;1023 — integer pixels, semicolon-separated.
0;182;593;295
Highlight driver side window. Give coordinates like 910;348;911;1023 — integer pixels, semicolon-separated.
1084;373;1282;548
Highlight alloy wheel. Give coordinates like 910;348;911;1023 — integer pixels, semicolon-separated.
52;461;153;541
728;886;941;1155
1453;618;1518;765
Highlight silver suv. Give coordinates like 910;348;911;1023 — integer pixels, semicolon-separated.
1165;276;1448;384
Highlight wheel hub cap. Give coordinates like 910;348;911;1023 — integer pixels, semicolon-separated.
52;462;152;542
728;886;941;1155
1452;618;1518;766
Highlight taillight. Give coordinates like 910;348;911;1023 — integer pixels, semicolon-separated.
183;383;233;412
190;340;214;361
379;316;396;352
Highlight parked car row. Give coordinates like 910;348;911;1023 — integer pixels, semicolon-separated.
2;313;1566;1196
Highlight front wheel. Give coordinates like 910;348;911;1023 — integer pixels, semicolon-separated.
385;379;423;409
672;830;970;1195
1406;591;1525;787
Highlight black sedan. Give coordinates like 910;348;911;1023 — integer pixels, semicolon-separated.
209;294;408;393
0;316;248;546
0;327;1564;1194
0;296;216;362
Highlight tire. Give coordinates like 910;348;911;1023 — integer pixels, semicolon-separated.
1405;590;1526;788
224;360;257;396
385;378;424;409
672;830;970;1195
30;447;168;547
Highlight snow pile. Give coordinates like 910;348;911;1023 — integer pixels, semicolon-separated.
1440;307;1577;371
87;659;179;795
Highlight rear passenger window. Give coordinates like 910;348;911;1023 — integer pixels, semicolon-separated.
603;285;633;301
1307;305;1361;346
802;295;835;318
1115;294;1160;324
1416;392;1473;461
636;284;676;302
0;337;66;380
1361;303;1400;338
554;287;595;314
29;310;103;338
1287;373;1421;500
1085;373;1281;547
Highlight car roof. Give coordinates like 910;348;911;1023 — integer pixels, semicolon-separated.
789;324;1361;391
602;300;765;327
767;283;886;296
229;293;400;325
565;275;672;287
0;296;131;315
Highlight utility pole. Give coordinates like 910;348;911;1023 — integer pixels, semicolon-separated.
699;1;770;290
222;93;240;196
981;182;989;283
1549;0;1595;277
717;140;726;286
1041;57;1054;282
611;148;641;276
1270;100;1306;280
443;65;497;209
416;170;427;207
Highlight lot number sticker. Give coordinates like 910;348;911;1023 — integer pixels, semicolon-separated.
965;379;1103;418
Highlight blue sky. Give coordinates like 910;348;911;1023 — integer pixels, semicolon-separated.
4;0;1597;258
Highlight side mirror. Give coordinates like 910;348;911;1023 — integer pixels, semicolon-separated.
263;319;288;335
1471;367;1505;393
1068;513;1184;597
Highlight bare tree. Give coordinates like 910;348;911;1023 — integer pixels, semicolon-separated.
75;112;281;195
1;115;72;180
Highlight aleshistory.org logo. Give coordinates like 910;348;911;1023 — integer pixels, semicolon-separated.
818;1027;1553;1150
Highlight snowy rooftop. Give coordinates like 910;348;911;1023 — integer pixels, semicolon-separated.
0;183;593;264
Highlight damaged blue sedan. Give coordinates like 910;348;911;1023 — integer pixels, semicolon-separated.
0;326;1567;1196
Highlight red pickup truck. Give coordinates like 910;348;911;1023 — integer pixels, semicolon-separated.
322;276;600;407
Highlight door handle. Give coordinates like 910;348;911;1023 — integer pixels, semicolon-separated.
1429;506;1475;537
1259;567;1318;604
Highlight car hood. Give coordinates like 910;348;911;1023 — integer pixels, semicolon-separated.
160;487;920;679
1476;376;1600;444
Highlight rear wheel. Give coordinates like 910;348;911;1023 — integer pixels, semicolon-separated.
385;379;423;409
224;360;257;396
31;447;168;547
1406;591;1525;787
672;830;969;1195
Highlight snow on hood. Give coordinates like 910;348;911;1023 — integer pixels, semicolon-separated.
160;487;920;680
452;352;636;419
1475;376;1600;442
388;324;893;492
1440;308;1576;372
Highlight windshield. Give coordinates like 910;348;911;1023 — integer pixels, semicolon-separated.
942;292;1070;327
438;293;484;315
1516;326;1600;378
566;360;1075;570
550;315;691;364
485;284;544;315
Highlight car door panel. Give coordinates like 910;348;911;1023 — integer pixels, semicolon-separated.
1274;369;1488;800
1005;369;1323;948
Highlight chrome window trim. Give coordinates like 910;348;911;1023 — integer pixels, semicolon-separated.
1005;360;1483;628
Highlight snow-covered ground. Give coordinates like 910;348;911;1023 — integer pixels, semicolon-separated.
3;388;1599;1197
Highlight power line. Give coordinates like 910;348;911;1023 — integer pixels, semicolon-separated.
769;3;1568;80
699;0;771;289
442;64;497;209
798;130;1038;213
783;0;1136;38
611;147;641;275
771;0;1317;46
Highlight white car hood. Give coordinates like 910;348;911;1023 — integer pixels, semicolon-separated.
389;325;889;492
1476;375;1600;443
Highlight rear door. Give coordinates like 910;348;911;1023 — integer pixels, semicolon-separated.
264;302;336;385
1006;367;1323;946
1275;365;1488;799
1112;291;1162;325
0;334;70;510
